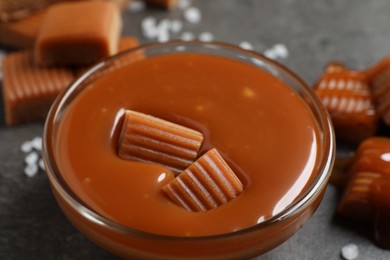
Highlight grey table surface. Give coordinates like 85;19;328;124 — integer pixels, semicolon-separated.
1;0;390;259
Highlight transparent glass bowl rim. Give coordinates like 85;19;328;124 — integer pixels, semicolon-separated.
43;40;335;241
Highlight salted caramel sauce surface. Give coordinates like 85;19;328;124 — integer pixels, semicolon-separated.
55;53;322;236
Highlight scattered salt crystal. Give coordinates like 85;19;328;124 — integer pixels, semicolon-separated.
31;136;42;151
181;32;195;41
127;0;146;13
264;49;278;60
141;16;158;38
239;41;254;51
184;7;201;24
199;32;214;42
158;30;170;42
177;0;191;10
21;141;33;153
25;151;39;165
175;45;186;52
24;164;38;178
273;43;289;59
341;243;359;260
156;19;170;42
169;19;183;33
38;159;45;171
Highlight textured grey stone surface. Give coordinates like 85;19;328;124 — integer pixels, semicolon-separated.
1;0;390;259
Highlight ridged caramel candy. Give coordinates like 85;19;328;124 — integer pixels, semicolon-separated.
338;171;382;221
1;51;74;125
35;1;122;66
118;110;204;174
162;148;244;212
314;63;378;143
0;10;46;48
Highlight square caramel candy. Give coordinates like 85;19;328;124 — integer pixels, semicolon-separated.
314;62;379;144
2;51;74;125
162;148;244;212
0;10;46;49
366;56;390;126
117;110;204;174
35;1;122;66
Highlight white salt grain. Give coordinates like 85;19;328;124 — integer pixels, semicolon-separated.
127;0;146;13
21;141;33;153
199;32;214;42
181;32;195;41
38;159;45;171
177;0;191;10
32;136;42;151
184;7;201;24
273;43;289;59
341;243;359;260
25;151;39;165
264;49;278;60
239;41;254;51
141;16;158;38
156;19;170;42
169;19;183;33
24;164;38;178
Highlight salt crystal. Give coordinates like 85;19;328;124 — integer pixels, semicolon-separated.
199;32;214;42
181;32;195;41
38;159;45;171
141;16;158;38
156;19;170;42
175;45;186;52
239;41;254;51
127;0;146;13
21;141;33;153
158;30;170;42
178;0;191;10
273;44;289;59
169;19;183;33
24;164;38;178
264;49;278;60
25;151;39;165
341;243;359;260
184;7;201;24
32;136;42;151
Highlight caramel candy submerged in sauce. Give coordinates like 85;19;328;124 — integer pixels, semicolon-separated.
118;110;204;174
162;148;244;212
0;10;46;48
314;63;378;144
35;1;122;66
2;51;74;125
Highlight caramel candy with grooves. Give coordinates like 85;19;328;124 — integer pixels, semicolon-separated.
118;110;204;174
2;51;74;125
338;171;382;222
366;56;390;126
314;63;378;144
144;0;178;9
162;148;244;212
35;1;122;66
0;10;46;48
372;177;390;249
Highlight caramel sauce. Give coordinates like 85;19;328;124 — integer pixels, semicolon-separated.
55;53;321;236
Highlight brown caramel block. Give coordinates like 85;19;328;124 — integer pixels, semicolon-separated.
338;171;382;222
144;0;178;9
314;63;379;144
0;10;46;48
118;110;204;174
372;177;390;249
162;148;244;212
0;0;50;22
2;51;74;125
35;1;122;66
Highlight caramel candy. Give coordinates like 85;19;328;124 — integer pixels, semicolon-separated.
372;177;390;249
338;171;382;221
0;0;50;22
0;10;46;48
145;0;178;9
162;148;244;212
118;110;204;174
366;56;390;126
314;63;378;144
35;1;122;66
2;51;74;125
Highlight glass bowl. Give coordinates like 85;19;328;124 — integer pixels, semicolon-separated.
42;41;335;259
